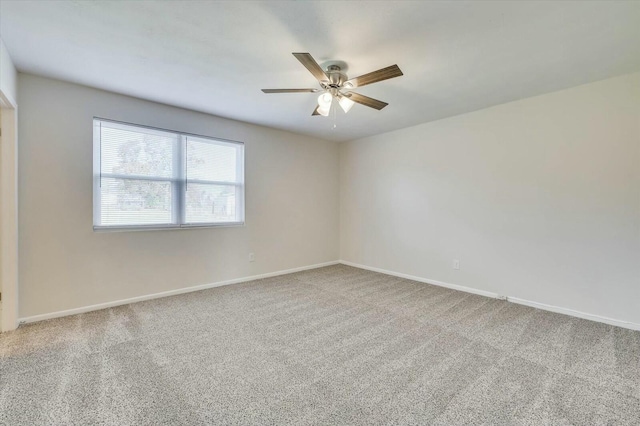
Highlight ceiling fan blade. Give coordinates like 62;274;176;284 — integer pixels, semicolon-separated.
343;92;388;110
261;88;319;93
293;53;329;83
344;64;403;88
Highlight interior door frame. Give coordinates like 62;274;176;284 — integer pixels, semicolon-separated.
1;89;18;332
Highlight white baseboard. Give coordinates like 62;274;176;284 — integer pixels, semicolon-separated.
506;297;640;331
339;260;640;331
18;259;640;332
18;261;340;325
338;260;502;299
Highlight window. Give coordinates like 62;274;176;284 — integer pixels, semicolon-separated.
93;119;244;230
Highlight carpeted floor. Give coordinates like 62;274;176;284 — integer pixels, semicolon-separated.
1;265;639;425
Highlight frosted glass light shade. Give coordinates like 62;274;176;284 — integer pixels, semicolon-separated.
317;93;333;116
338;96;355;113
318;93;333;107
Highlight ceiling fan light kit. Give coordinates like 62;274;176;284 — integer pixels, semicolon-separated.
262;52;403;116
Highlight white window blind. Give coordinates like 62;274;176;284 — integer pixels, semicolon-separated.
93;119;244;230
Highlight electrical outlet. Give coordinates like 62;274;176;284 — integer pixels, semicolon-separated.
453;259;460;270
249;253;255;262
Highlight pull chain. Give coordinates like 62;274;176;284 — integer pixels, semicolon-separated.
332;99;337;130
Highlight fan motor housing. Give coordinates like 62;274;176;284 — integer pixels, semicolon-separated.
324;65;347;89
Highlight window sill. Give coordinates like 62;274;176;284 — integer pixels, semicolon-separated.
93;222;245;233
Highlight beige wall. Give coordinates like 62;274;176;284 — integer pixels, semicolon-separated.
18;73;339;318
340;73;640;326
16;71;640;327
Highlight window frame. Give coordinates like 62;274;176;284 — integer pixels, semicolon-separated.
93;118;245;232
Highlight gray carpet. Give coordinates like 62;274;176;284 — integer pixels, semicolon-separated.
1;265;639;425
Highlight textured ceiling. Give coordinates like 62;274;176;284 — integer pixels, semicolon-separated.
1;1;639;142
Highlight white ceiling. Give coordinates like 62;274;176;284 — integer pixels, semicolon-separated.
1;1;639;142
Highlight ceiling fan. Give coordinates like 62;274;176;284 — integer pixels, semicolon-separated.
262;53;403;116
